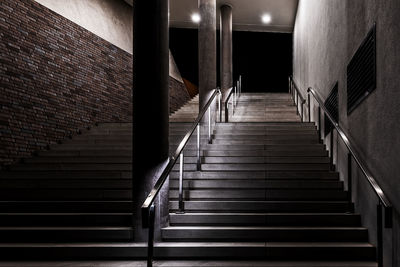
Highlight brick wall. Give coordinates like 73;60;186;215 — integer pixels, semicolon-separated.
0;0;133;167
169;77;190;113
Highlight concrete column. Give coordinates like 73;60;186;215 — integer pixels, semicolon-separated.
220;4;233;101
198;0;217;111
132;0;169;241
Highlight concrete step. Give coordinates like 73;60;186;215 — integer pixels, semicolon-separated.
0;227;133;242
0;189;131;200
169;171;339;180
169;189;348;201
169;201;353;213
0;242;376;261
25;157;132;164
161;226;368;242
37;149;132;157
179;144;326;151
10;163;132;171
0;213;131;226
191;163;331;171
210;139;319;145
0;179;131;189
0;170;131;179
213;129;318;135
169;213;361;226
0;201;132;212
171;163;331;172
198;156;330;164
169;180;343;189
212;134;319;140
227;118;301;123
188;150;328;157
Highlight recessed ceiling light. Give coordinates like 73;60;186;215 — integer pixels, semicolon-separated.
191;13;201;23
262;14;272;24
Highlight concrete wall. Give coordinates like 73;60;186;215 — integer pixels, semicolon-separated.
34;0;133;53
293;1;400;266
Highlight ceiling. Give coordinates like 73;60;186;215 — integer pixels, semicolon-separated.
170;0;299;33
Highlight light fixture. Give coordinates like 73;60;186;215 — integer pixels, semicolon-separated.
191;13;201;23
262;14;272;24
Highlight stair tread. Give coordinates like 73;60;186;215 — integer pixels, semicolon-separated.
0;242;374;247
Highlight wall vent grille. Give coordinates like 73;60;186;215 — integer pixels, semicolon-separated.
325;82;338;136
347;24;376;114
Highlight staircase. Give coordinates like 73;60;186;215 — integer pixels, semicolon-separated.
165;93;377;265
0;93;378;266
169;95;199;122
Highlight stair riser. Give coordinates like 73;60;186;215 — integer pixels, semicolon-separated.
0;171;131;179
169;214;361;227
0;202;132;213
0;190;132;200
0;180;131;189
0;246;376;261
178;150;328;157
180;145;326;151
169;171;339;180
169;180;343;189
162;229;368;242
10;164;132;171
0;230;133;242
196;157;330;164
172;164;331;172
0;215;131;226
169;201;354;213
169;190;348;201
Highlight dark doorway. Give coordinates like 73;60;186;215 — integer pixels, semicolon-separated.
170;28;292;93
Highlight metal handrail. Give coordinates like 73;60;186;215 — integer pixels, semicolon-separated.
224;87;234;122
307;87;392;211
141;88;220;219
289;76;306;103
224;75;242;122
289;76;306;121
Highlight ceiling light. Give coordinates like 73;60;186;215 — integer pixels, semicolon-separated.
262;14;272;24
191;13;201;23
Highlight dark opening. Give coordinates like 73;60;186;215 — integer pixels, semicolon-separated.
169;28;293;93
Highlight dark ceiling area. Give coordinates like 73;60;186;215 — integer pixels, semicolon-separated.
169;28;293;93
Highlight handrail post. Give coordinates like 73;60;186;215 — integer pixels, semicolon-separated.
318;106;322;142
330;128;334;170
234;86;237;107
178;153;184;213
377;202;383;267
231;96;234;115
347;153;352;203
208;106;211;143
301;102;304;122
147;204;155;267
239;75;242;96
225;100;229;123
308;93;311;122
197;125;201;171
296;92;299;115
218;91;221;122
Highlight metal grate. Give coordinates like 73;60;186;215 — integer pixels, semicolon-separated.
347;24;376;114
325;82;339;136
